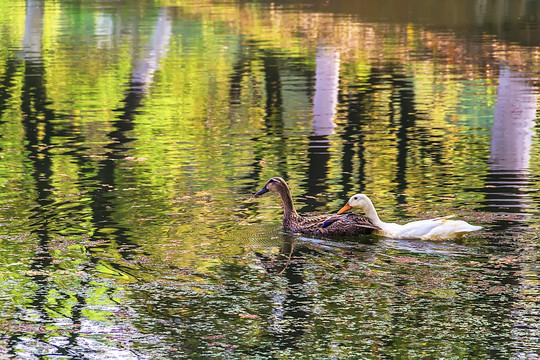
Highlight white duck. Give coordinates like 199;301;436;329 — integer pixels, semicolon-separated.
334;194;483;240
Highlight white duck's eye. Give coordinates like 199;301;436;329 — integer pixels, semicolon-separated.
353;196;358;200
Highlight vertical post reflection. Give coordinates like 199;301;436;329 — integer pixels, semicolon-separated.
22;0;44;57
131;7;172;90
490;67;536;171
481;65;537;359
306;47;340;208
312;47;339;137
484;67;536;219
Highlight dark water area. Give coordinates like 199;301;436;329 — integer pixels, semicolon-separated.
0;0;539;358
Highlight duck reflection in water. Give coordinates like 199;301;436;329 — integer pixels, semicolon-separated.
253;232;375;353
255;177;379;237
251;234;311;351
253;234;308;351
255;234;296;275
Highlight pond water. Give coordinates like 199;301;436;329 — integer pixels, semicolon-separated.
1;0;540;358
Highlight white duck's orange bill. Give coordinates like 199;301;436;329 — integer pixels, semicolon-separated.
337;203;352;214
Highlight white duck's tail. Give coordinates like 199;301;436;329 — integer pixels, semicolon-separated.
420;220;483;240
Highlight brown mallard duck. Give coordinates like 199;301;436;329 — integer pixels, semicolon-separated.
255;177;380;237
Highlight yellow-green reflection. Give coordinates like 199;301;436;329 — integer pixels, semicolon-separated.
0;0;539;358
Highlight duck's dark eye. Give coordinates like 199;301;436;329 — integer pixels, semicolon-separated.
353;196;358;200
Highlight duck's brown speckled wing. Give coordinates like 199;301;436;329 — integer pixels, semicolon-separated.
284;213;329;234
284;213;379;237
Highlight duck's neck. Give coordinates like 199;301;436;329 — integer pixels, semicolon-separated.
277;184;299;221
363;197;385;227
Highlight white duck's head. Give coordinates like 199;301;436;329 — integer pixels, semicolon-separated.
337;194;372;214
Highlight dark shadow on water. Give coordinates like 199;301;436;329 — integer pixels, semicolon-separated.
238;44;296;192
303;134;331;209
17;1;78;357
390;71;418;205
0;58;18;129
252;232;373;356
337;79;371;198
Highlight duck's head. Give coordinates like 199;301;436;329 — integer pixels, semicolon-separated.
255;177;288;196
337;194;371;214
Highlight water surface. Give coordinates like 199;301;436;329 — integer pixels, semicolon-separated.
0;0;540;358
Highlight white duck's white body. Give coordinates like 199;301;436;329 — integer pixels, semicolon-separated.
337;194;483;240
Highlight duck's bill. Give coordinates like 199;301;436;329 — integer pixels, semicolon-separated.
337;203;352;214
255;186;269;196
